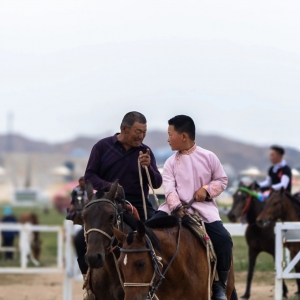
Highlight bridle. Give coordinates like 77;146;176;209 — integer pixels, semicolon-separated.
83;198;122;252
119;220;182;300
83;198;126;291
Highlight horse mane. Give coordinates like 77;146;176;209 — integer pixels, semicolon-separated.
286;192;300;215
126;226;162;253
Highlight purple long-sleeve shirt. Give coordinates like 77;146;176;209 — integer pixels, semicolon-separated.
84;134;162;207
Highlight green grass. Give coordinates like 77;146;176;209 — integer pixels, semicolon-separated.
0;204;275;272
221;213;274;272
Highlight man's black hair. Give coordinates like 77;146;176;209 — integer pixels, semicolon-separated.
121;111;147;129
78;176;85;182
270;145;285;156
168;115;196;140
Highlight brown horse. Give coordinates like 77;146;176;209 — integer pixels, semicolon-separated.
227;182;288;299
19;212;41;263
81;180;137;300
113;218;237;300
256;189;300;295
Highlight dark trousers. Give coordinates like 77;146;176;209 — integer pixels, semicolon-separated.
2;237;14;260
74;228;88;274
74;206;155;275
148;211;232;272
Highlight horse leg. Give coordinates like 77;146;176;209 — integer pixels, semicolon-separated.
295;264;300;295
241;249;259;299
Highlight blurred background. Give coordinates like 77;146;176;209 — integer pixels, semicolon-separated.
1;1;300;299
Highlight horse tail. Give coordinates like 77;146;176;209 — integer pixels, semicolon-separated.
230;287;238;300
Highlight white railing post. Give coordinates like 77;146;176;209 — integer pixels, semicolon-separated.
274;223;283;300
63;220;73;300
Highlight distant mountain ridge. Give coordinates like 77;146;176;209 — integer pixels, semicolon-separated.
1;132;300;172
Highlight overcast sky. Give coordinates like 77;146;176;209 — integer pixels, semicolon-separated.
1;1;300;149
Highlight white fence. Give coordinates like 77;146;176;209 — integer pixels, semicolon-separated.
1;221;300;300
0;222;63;273
274;222;300;300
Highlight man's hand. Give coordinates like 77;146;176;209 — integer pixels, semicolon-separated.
139;149;151;168
194;187;208;202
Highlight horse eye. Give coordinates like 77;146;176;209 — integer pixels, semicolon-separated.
237;192;242;196
109;214;114;221
136;260;145;269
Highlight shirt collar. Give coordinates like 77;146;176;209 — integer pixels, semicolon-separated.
181;143;197;155
273;159;287;173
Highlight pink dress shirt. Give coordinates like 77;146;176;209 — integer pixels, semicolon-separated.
158;144;228;223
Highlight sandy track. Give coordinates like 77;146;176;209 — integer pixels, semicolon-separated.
0;272;299;300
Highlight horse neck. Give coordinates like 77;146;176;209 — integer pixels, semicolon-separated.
245;197;263;224
283;195;300;221
154;227;208;297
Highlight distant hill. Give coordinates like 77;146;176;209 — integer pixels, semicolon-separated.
1;132;300;172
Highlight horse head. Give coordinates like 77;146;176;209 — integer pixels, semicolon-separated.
114;221;162;300
71;181;96;225
227;181;258;222
82;180;120;269
256;188;285;227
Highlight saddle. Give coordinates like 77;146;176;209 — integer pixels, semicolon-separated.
146;213;217;263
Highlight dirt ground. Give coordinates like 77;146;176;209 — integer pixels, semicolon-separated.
0;272;299;300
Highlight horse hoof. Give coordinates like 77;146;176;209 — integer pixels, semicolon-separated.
240;295;249;300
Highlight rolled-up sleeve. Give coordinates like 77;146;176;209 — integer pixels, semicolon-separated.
203;153;228;199
84;144;111;191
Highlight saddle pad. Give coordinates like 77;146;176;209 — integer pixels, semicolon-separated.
182;214;217;263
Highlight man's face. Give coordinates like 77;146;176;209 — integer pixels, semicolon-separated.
79;180;85;189
123;122;147;148
167;125;184;151
269;149;282;165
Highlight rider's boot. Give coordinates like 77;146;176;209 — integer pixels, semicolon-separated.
83;274;95;300
212;270;229;300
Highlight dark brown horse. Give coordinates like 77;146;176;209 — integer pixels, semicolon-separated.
257;189;300;295
227;182;288;299
81;181;136;300
19;212;42;263
113;218;237;300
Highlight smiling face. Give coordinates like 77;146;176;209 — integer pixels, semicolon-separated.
121;122;147;149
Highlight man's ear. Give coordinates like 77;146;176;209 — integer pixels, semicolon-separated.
112;227;126;244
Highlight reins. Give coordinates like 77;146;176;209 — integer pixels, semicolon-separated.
138;159;159;220
120;220;182;300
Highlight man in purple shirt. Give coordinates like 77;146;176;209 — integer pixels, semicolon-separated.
76;112;162;300
84;111;162;220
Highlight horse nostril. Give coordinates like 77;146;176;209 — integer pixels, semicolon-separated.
97;253;102;260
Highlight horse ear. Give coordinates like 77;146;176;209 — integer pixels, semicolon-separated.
136;220;146;241
106;180;119;201
112;227;126;244
239;181;244;187
280;187;285;194
85;181;94;201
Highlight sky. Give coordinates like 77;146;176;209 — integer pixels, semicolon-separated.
1;1;300;148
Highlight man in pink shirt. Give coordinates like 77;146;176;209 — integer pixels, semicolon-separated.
151;115;232;300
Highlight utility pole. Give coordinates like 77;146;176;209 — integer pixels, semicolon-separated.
6;111;14;153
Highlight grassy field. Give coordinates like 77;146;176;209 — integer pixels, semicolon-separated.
0;204;274;272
